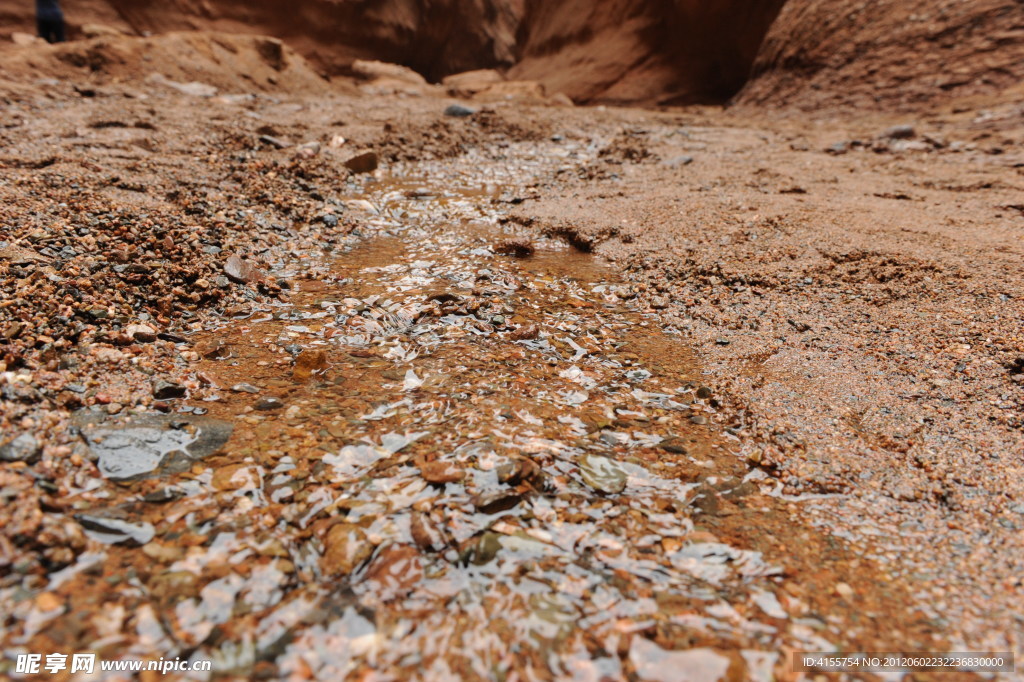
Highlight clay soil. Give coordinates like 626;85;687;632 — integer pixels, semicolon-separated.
1;32;1023;680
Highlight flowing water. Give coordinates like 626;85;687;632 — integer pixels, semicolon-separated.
8;144;837;680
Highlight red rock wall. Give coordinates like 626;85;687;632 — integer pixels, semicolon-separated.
0;0;523;81
736;0;1024;109
509;0;787;105
3;0;1020;108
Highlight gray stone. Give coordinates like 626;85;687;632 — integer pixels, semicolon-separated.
0;433;41;463
75;411;234;481
444;103;477;118
152;379;186;400
664;155;693;168
259;134;291;149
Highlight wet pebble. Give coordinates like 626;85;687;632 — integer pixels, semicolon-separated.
471;488;523;514
579;453;627;494
509;323;540;340
293;349;329;381
194;338;229;359
224;254;266;284
321;523;373;576
344;151;379;174
629;639;730;682
419;460;465;484
659;436;688;454
256;397;284;411
75;515;155;546
410;513;446;552
126;323;157;342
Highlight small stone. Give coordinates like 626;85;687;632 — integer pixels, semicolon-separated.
3;322;23;339
211;463;255;491
344;151;378;174
714;338;730;345
650;296;669;309
471;489;523;514
152;380;186;400
295;141;321;158
293;349;329;380
882;124;915;140
579;453;627;494
695;386;713;400
721;480;757;500
420;461;465;484
410;513;446;552
255;397;284;411
496;458;539;485
321;523;373;576
835;582;855;599
35;592;62;612
126;323;157;342
659;436;688;455
231;383;261;394
0;243;49;264
194;338;229;359
690;414;708;425
509;324;539;341
664;155;693;167
259;134;291;149
364;544;423;599
76;515;155;546
143;486;186;503
0;433;41;463
444;103;477;118
224;255;266;284
141;542;184;563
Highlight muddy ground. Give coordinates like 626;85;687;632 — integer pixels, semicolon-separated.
1;50;1023;680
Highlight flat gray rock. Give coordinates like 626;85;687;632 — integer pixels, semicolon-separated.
74;411;233;481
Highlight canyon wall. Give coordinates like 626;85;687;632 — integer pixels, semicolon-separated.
2;0;1021;108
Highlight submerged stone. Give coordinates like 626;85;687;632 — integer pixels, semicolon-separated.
76;515;155;546
579;453;627;494
75;411;233;481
